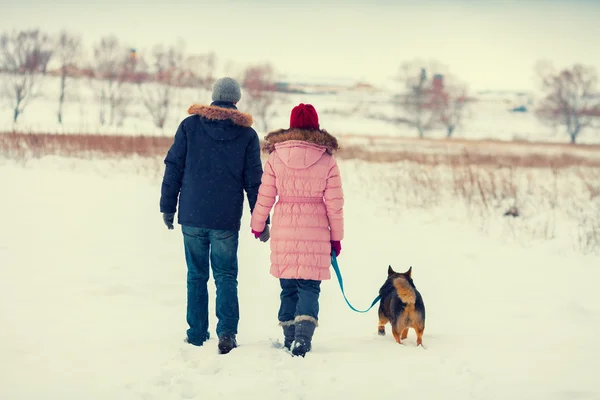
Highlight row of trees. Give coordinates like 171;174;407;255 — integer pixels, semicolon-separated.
0;29;278;130
1;29;598;143
397;60;600;143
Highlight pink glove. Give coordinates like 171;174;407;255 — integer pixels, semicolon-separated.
331;240;342;256
251;229;261;239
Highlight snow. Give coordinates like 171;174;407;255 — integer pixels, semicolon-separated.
1;155;599;400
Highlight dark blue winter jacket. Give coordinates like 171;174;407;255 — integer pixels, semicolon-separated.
160;101;268;231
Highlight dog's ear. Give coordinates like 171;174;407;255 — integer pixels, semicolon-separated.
387;265;395;276
404;266;412;278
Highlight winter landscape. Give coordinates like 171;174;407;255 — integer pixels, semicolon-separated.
1;1;600;399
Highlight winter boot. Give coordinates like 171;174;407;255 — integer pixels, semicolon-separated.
184;331;210;346
280;322;295;350
292;318;316;357
217;333;237;355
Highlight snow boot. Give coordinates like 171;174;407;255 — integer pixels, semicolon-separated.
280;322;295;350
218;333;237;355
292;318;316;357
184;331;210;346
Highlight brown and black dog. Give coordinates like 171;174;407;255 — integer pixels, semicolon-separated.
377;266;426;346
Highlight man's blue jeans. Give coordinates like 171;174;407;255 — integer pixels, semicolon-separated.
182;226;239;345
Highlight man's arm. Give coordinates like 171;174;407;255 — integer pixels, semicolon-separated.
160;120;187;214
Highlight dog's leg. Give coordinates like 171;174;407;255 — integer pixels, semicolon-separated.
400;327;409;340
415;324;424;347
392;330;401;344
392;323;404;345
378;312;389;336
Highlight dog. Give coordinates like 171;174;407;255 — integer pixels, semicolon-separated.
377;265;426;347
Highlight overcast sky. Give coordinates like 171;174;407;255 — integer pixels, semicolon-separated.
1;0;599;91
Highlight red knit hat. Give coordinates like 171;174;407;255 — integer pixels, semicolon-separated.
290;103;319;130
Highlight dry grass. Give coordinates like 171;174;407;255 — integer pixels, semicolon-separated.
1;131;599;253
0;132;172;160
337;132;600;153
336;146;600;168
336;132;600;168
365;162;598;253
2;131;600;168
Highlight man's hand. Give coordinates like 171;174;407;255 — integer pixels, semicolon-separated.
259;224;270;242
252;224;270;242
163;212;175;230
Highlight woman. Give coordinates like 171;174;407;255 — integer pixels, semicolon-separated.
250;103;344;357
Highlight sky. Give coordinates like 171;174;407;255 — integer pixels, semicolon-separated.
1;0;599;92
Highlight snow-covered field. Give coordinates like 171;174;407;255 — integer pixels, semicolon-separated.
2;74;599;144
1;155;599;400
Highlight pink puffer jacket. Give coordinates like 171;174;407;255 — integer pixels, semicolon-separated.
250;128;344;281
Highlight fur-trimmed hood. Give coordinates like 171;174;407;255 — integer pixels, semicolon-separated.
187;103;253;128
187;103;254;141
262;128;339;154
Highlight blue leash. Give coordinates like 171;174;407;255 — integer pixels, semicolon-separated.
331;250;381;313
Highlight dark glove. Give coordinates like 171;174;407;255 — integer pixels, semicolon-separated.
331;240;341;257
252;224;270;242
163;212;175;230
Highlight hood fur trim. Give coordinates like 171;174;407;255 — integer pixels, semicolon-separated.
262;128;339;154
187;104;253;127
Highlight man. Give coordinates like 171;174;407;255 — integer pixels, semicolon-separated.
160;77;270;354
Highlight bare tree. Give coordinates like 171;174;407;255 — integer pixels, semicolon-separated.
242;63;277;132
535;63;600;144
0;29;53;122
93;35;132;126
397;60;446;138
137;43;185;129
55;30;81;124
429;75;470;138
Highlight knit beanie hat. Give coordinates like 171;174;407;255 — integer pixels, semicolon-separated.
212;77;242;103
290;103;319;130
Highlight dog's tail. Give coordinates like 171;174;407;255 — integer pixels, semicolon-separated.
392;277;416;304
